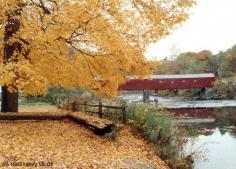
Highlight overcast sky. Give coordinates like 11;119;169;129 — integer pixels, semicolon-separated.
146;0;236;60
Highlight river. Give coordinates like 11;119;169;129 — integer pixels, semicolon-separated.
119;94;236;169
173;107;236;169
118;94;236;108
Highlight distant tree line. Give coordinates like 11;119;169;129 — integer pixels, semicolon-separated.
155;44;236;77
154;44;236;99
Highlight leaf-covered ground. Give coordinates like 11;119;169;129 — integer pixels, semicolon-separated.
0;119;168;169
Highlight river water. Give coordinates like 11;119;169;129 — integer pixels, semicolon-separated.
118;94;236;108
119;94;236;169
175;107;236;169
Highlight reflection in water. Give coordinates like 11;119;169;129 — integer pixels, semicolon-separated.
169;107;236;169
185;128;236;169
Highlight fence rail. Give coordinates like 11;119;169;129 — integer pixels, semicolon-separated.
71;101;127;123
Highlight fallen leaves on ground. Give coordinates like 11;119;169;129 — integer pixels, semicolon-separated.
0;120;168;169
0;110;112;129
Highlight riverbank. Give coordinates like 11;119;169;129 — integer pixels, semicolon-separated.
119;95;236;108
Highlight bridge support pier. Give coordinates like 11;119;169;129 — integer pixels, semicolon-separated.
143;90;150;102
199;87;206;99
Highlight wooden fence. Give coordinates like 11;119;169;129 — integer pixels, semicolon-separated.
71;101;127;123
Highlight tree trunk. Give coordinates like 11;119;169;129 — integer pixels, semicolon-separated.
1;86;18;112
1;6;22;112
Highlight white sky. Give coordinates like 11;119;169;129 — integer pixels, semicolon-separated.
146;0;236;60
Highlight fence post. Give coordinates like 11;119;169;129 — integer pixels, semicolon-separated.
122;103;127;124
99;101;103;118
84;101;87;113
72;100;77;112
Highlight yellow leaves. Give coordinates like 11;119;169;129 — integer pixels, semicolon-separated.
226;53;233;62
7;85;15;93
0;119;168;169
178;0;196;8
0;61;48;95
0;0;195;98
0;62;17;87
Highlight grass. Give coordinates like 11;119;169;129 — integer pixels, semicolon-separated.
126;102;193;169
19;102;58;112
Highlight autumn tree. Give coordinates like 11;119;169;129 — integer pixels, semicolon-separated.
155;50;218;75
217;45;236;77
0;0;194;112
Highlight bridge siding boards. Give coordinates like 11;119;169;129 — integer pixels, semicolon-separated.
119;74;215;90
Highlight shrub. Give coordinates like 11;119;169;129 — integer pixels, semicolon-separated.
104;130;118;140
212;80;234;99
126;103;193;169
126;103;148;133
24;86;93;107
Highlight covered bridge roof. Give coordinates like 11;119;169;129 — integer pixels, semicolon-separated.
129;73;215;80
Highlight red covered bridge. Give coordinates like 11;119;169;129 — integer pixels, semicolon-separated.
119;73;215;90
118;73;216;101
